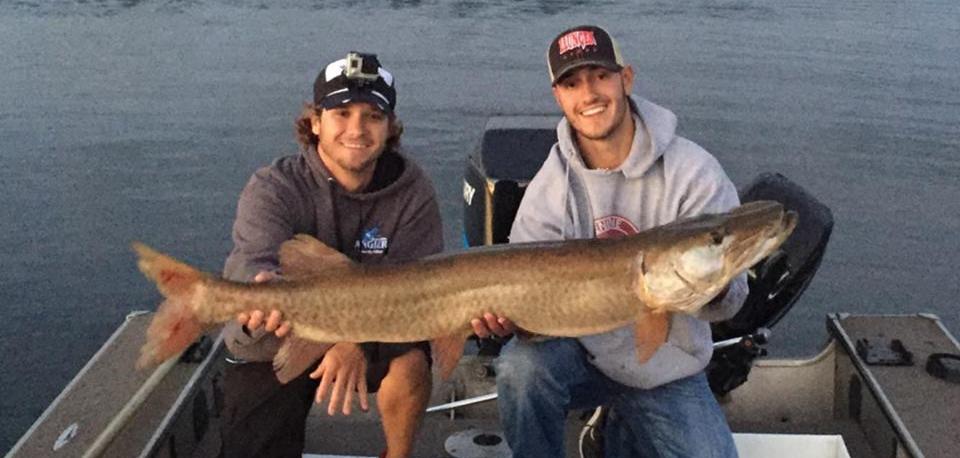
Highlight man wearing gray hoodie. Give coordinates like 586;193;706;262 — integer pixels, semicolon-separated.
472;25;743;457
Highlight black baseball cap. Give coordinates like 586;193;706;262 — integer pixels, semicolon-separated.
547;25;624;84
313;52;396;113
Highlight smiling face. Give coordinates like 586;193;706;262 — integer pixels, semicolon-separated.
312;101;390;192
552;65;635;143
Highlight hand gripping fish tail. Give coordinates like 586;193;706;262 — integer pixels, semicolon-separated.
131;242;207;369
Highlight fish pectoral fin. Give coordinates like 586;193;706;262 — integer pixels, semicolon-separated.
273;336;333;384
430;332;470;381
634;308;670;363
278;234;354;280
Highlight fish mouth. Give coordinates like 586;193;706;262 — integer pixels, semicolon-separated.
688;202;797;296
631;200;798;314
727;201;796;239
727;203;798;276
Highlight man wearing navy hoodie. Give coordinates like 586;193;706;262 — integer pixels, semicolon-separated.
473;25;744;457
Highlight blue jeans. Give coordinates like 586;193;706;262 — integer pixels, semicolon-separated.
494;338;737;458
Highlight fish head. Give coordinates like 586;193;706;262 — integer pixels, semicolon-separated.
634;201;797;314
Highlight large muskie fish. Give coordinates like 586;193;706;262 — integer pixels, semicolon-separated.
134;200;796;382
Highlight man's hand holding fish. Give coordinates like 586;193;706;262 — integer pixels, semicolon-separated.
235;271;291;338
470;312;518;339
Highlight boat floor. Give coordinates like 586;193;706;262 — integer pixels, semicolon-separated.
304;407;594;457
299;406;885;458
11;313;958;458
301;404;873;458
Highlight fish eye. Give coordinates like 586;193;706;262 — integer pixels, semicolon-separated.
710;231;724;245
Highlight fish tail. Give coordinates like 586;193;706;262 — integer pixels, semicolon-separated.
132;242;206;369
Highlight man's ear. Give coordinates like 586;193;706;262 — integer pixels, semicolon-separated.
621;65;635;95
310;114;322;136
551;84;562;105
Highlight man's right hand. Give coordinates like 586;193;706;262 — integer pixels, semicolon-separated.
235;270;291;338
471;312;517;339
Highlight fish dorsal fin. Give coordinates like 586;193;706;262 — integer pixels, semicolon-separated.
279;234;353;280
634;309;670;363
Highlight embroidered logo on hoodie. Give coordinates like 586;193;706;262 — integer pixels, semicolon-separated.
357;227;389;254
594;215;638;239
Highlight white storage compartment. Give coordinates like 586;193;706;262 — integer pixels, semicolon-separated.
733;433;851;458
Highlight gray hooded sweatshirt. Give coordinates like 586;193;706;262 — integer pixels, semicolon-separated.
221;147;444;362
509;95;747;389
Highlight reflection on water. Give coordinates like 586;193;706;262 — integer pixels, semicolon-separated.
1;0;958;451
6;0;613;16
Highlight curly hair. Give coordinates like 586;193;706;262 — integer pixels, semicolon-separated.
294;103;404;152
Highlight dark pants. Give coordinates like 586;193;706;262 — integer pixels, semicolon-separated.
220;362;316;458
219;342;430;458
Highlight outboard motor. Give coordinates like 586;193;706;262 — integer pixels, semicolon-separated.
462;115;558;248
707;173;834;396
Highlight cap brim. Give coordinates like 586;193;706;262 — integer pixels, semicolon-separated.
552;60;623;84
319;90;392;113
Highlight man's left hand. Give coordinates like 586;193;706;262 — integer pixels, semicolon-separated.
309;342;369;415
471;312;518;338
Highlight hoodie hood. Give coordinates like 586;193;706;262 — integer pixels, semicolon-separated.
555;95;678;179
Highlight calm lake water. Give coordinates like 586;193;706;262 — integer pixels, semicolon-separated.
1;0;958;451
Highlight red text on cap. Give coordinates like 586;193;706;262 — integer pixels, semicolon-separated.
558;30;598;55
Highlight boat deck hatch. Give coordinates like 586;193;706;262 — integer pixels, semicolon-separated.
829;313;960;458
854;337;914;366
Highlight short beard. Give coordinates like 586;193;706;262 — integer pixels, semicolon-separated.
577;115;623;141
572;96;630;142
337;154;379;174
316;144;382;177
